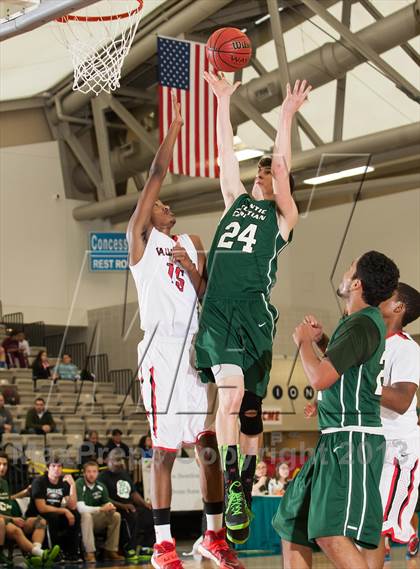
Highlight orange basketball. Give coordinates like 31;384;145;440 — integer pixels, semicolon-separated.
206;27;252;72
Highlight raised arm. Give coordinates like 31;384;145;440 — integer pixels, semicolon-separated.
203;71;246;210
127;91;183;266
272;80;312;241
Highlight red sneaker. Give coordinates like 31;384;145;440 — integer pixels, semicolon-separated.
407;535;419;558
152;540;184;569
198;529;245;569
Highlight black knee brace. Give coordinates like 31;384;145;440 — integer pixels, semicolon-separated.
239;391;263;436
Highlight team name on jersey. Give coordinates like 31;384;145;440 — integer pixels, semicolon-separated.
232;202;267;221
156;247;172;256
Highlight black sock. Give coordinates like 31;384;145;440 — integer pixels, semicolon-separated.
221;444;240;487
152;507;171;526
240;455;256;507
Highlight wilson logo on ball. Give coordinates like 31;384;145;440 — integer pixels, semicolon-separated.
206;27;252;72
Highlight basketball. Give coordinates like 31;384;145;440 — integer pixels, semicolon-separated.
206;27;252;72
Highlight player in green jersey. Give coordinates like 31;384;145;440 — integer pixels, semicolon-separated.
195;73;311;542
0;452;60;567
272;251;400;569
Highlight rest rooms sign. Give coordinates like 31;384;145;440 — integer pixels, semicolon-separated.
89;232;128;272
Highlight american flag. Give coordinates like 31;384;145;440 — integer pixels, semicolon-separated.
158;36;219;178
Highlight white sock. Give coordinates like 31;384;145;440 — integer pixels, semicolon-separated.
31;544;44;557
206;513;223;532
155;524;172;543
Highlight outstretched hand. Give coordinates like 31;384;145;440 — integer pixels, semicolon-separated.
281;80;312;116
203;71;241;98
171;90;183;126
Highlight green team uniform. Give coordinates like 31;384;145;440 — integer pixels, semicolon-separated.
273;307;387;550
195;193;292;397
76;477;110;507
0;478;13;517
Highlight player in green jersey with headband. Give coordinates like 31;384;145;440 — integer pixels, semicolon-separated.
273;251;400;569
195;72;311;543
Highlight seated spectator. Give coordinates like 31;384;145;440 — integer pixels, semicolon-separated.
0;347;7;370
24;398;56;434
0;452;60;567
0;394;13;436
98;449;154;563
54;353;80;385
79;430;105;466
76;461;124;564
138;435;153;459
2;330;27;369
26;456;81;563
252;461;269;496
31;350;54;389
104;429;130;459
268;462;290;496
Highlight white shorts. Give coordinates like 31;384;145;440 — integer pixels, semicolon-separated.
380;437;420;543
138;334;216;451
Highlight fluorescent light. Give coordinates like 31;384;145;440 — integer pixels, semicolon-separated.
255;14;270;25
303;166;375;186
235;149;264;162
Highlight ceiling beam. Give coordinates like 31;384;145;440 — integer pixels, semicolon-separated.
359;0;420;67
301;0;420;103
72;122;420;221
0;0;99;41
333;0;352;141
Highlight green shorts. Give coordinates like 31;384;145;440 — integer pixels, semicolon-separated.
272;431;385;550
195;295;278;398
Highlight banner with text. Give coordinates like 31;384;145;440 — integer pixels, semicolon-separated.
89;232;128;272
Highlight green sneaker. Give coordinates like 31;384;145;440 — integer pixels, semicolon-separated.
42;545;61;567
125;549;139;563
225;480;249;531
25;556;42;569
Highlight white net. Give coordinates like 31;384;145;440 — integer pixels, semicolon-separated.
55;0;143;95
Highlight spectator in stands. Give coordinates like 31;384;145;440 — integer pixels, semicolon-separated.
0;451;61;567
2;330;27;369
268;462;290;496
31;350;54;390
79;430;105;466
138;435;153;459
0;347;7;370
26;456;81;563
104;429;130;459
0;394;13;436
76;461;124;564
18;331;30;363
98;449;154;563
54;353;80;385
252;461;269;496
24;398;56;434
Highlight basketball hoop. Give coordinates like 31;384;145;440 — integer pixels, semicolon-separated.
56;0;144;95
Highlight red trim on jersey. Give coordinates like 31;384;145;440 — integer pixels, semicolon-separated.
386;330;409;340
397;459;419;528
382;527;416;544
153;445;178;453
195;430;216;443
150;367;157;438
384;459;401;522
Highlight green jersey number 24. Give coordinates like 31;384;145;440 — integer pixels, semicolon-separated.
218;222;257;253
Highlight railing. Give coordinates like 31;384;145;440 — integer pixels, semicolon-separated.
44;334;64;357
24;321;45;347
1;312;24;331
65;342;87;370
87;353;109;382
108;368;141;408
